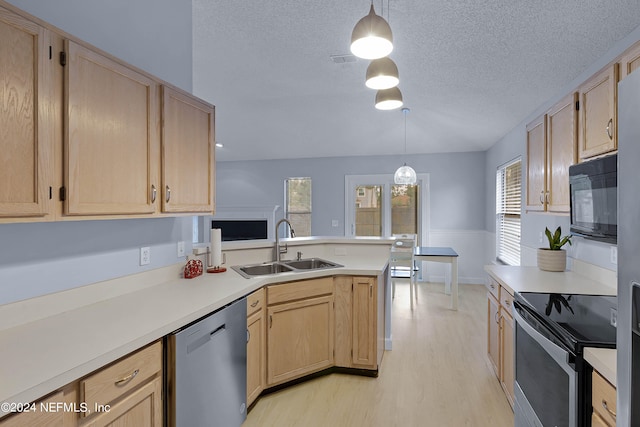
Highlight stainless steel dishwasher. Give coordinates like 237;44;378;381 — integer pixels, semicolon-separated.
166;297;247;427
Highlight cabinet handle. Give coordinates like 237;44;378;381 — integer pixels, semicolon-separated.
505;300;511;307
545;191;550;204
370;285;373;297
114;369;139;387
494;312;500;324
151;185;157;203
539;191;544;204
490;284;495;290
246;328;250;343
601;399;616;419
606;118;613;140
165;185;171;203
251;300;259;308
269;314;273;328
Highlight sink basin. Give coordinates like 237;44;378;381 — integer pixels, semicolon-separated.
283;258;343;270
232;258;343;278
232;262;294;278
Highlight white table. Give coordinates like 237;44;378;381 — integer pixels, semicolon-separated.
411;247;459;310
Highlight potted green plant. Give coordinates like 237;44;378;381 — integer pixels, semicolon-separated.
537;226;572;271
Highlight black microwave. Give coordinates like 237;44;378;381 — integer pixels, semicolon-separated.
569;153;617;243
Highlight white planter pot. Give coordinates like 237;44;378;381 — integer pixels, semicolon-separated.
537;248;567;272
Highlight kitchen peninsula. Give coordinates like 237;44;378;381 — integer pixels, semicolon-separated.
0;237;392;424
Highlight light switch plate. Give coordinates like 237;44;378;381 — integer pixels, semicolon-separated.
177;241;186;257
611;246;618;264
611;308;618;328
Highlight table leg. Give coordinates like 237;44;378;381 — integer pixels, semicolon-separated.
451;257;458;311
444;262;451;295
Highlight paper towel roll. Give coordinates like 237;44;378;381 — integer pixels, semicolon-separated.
210;228;222;268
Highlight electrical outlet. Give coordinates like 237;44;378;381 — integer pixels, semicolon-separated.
140;247;151;265
539;231;543;244
611;246;618;264
331;220;339;227
177;241;186;257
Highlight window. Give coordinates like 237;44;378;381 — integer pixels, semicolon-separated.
496;158;522;265
285;177;311;237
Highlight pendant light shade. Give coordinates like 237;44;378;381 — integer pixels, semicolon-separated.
394;164;417;184
350;4;393;60
366;57;399;90
375;87;403;110
394;107;417;185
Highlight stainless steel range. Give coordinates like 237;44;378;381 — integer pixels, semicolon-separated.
513;291;617;427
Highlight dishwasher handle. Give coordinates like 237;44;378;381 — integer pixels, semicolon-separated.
210;324;226;337
186;323;227;354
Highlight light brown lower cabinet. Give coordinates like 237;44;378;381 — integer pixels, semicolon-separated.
266;277;335;386
246;288;266;407
486;275;514;408
335;276;378;370
592;370;616;427
0;341;163;427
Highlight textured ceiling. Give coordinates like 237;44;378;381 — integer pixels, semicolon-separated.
192;0;640;162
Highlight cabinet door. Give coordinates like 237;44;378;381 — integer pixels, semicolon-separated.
619;41;640;80
525;114;546;212
247;307;265;407
82;376;162;427
64;40;158;216
578;64;618;160
334;276;353;368
487;293;500;376
267;295;334;386
0;7;53;219
546;93;577;213
500;310;515;408
161;86;214;214
352;277;376;368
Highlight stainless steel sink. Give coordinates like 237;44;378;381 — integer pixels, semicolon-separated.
232;262;294;278
282;258;343;270
232;258;342;278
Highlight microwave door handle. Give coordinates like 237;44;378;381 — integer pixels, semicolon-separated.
512;305;574;375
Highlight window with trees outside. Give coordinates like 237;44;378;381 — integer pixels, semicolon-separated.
286;177;311;237
496;158;522;265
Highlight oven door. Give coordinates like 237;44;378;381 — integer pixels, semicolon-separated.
513;302;577;427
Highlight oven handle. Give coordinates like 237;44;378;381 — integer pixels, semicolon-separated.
512;304;574;375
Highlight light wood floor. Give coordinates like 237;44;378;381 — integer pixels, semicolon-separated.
243;280;514;427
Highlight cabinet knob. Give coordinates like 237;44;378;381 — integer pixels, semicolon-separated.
606;118;613;140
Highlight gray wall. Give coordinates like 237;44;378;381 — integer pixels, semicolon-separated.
0;0;194;305
216;151;487;235
5;0;193;91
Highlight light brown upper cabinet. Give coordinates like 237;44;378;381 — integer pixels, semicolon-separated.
525;114;546;212
578;64;618;161
526;94;577;213
545;93;578;213
0;7;53;220
619;41;640;80
161;86;215;214
64;40;159;216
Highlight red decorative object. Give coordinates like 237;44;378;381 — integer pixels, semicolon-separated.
184;259;203;279
207;266;227;274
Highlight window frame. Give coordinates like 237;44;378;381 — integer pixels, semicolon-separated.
496;158;522;266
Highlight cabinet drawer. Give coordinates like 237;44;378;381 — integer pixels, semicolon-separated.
500;287;514;312
80;341;162;413
267;277;333;305
592;370;616;426
486;277;500;300
247;288;264;317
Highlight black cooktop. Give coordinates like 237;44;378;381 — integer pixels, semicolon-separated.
515;292;617;352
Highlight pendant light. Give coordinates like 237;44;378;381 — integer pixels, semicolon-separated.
350;3;393;60
394;107;417;185
375;87;403;110
366;57;399;90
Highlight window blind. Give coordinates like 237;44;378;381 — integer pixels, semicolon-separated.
496;159;521;266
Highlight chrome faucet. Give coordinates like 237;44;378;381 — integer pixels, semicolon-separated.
274;218;296;262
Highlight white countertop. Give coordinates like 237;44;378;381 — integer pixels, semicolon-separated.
0;239;391;417
484;265;616;296
584;348;617;386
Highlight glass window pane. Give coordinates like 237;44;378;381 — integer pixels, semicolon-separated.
286;177;311;236
391;184;418;235
355;185;382;236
